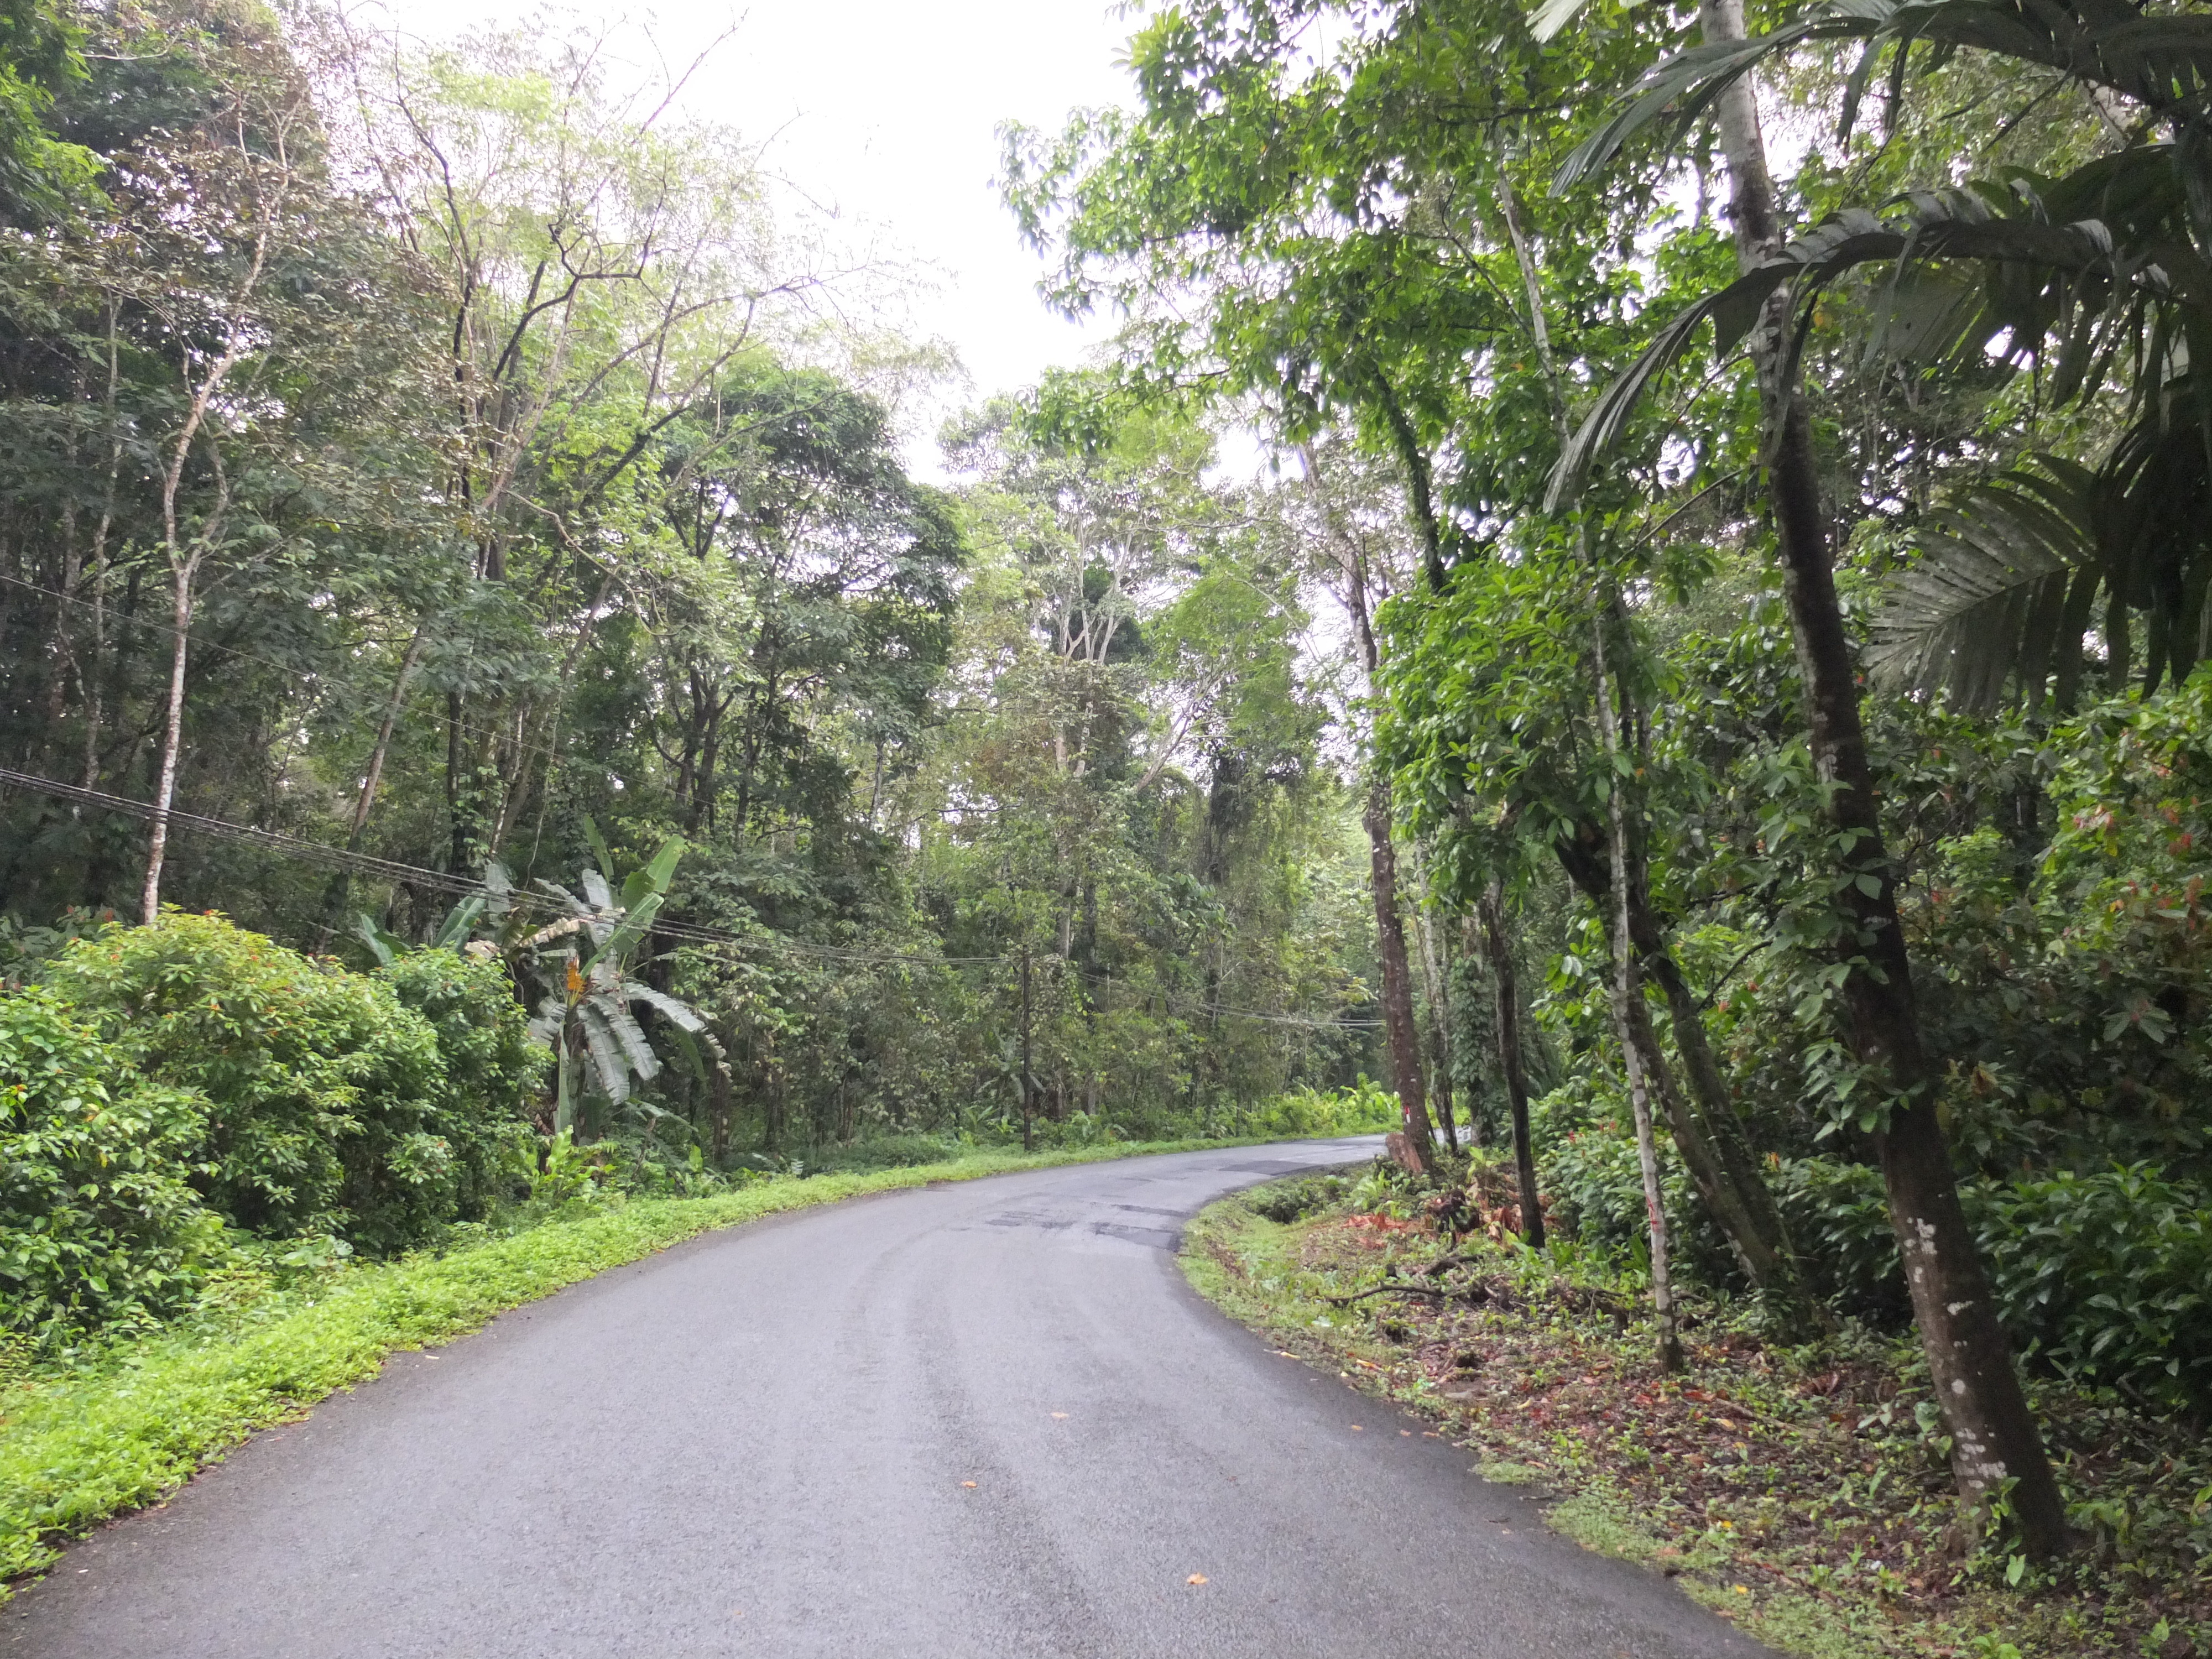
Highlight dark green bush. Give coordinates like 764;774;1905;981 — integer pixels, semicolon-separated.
1545;1099;2212;1410
1966;1165;2212;1414
375;947;543;1220
1247;1174;1347;1223
1769;1157;1912;1326
0;988;222;1340
41;916;533;1254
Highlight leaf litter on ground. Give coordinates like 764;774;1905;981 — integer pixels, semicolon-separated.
1182;1173;2212;1659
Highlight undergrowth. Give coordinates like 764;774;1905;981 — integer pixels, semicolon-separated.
1183;1167;2212;1659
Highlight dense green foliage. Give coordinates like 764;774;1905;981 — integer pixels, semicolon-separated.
0;2;1390;1176
0;989;217;1338
1;0;2209;1628
41;916;536;1253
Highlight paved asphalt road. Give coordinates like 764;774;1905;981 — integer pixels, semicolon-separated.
12;1139;1772;1657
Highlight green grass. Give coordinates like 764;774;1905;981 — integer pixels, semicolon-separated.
0;1135;1267;1595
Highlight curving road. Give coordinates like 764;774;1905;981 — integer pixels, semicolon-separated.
11;1140;1770;1657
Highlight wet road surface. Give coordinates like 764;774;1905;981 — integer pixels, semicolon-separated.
11;1138;1771;1657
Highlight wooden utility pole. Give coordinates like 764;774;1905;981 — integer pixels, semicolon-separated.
1019;943;1036;1153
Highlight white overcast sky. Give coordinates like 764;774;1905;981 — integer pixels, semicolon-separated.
380;0;1144;439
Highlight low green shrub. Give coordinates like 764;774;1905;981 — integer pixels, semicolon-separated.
1968;1165;2212;1414
1541;1090;2212;1411
0;989;223;1342
40;916;533;1254
1769;1156;1912;1326
1247;1173;1348;1223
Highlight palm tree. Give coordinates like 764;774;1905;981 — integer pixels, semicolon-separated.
1546;0;2212;711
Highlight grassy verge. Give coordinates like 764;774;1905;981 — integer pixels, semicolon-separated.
1181;1173;2211;1659
0;1134;1274;1595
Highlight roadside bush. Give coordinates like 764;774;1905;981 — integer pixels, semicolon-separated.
1967;1165;2212;1414
0;988;222;1342
1769;1157;1912;1326
41;915;528;1254
375;948;543;1218
1248;1173;1347;1223
1546;1102;2212;1410
1238;1079;1400;1139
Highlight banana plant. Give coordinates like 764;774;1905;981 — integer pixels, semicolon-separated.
354;869;500;966
522;825;707;1136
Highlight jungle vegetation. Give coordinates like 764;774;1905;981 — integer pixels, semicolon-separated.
0;0;2208;1617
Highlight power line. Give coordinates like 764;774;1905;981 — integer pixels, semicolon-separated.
0;766;1381;1026
0;766;493;899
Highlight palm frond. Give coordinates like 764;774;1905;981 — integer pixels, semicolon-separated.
1867;465;2095;712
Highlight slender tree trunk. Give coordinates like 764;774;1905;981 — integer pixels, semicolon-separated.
80;300;123;792
710;1056;732;1166
141;100;285;923
1410;848;1459;1151
1699;0;2066;1553
1623;888;1824;1320
43;394;82;738
1558;604;1817;1313
353;628;427;844
1479;878;1544;1246
140;556;198;924
446;689;473;874
1453;925;1490;1149
1302;444;1437;1168
315;627;431;948
1365;774;1438;1167
1594;621;1684;1369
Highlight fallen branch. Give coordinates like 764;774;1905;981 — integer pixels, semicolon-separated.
1320;1281;1457;1305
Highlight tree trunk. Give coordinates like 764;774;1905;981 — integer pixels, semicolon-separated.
1593;622;1684;1370
1452;930;1490;1149
140;562;195;924
1302;444;1439;1167
1700;0;2067;1554
1624;889;1823;1320
710;1057;732;1166
1479;878;1544;1246
1019;943;1036;1154
446;689;473;875
317;628;430;948
1365;773;1438;1169
1553;606;1817;1313
1409;848;1459;1152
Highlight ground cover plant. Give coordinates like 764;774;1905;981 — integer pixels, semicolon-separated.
1186;1165;2212;1659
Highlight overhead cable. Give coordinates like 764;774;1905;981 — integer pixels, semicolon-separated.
0;766;1380;1025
